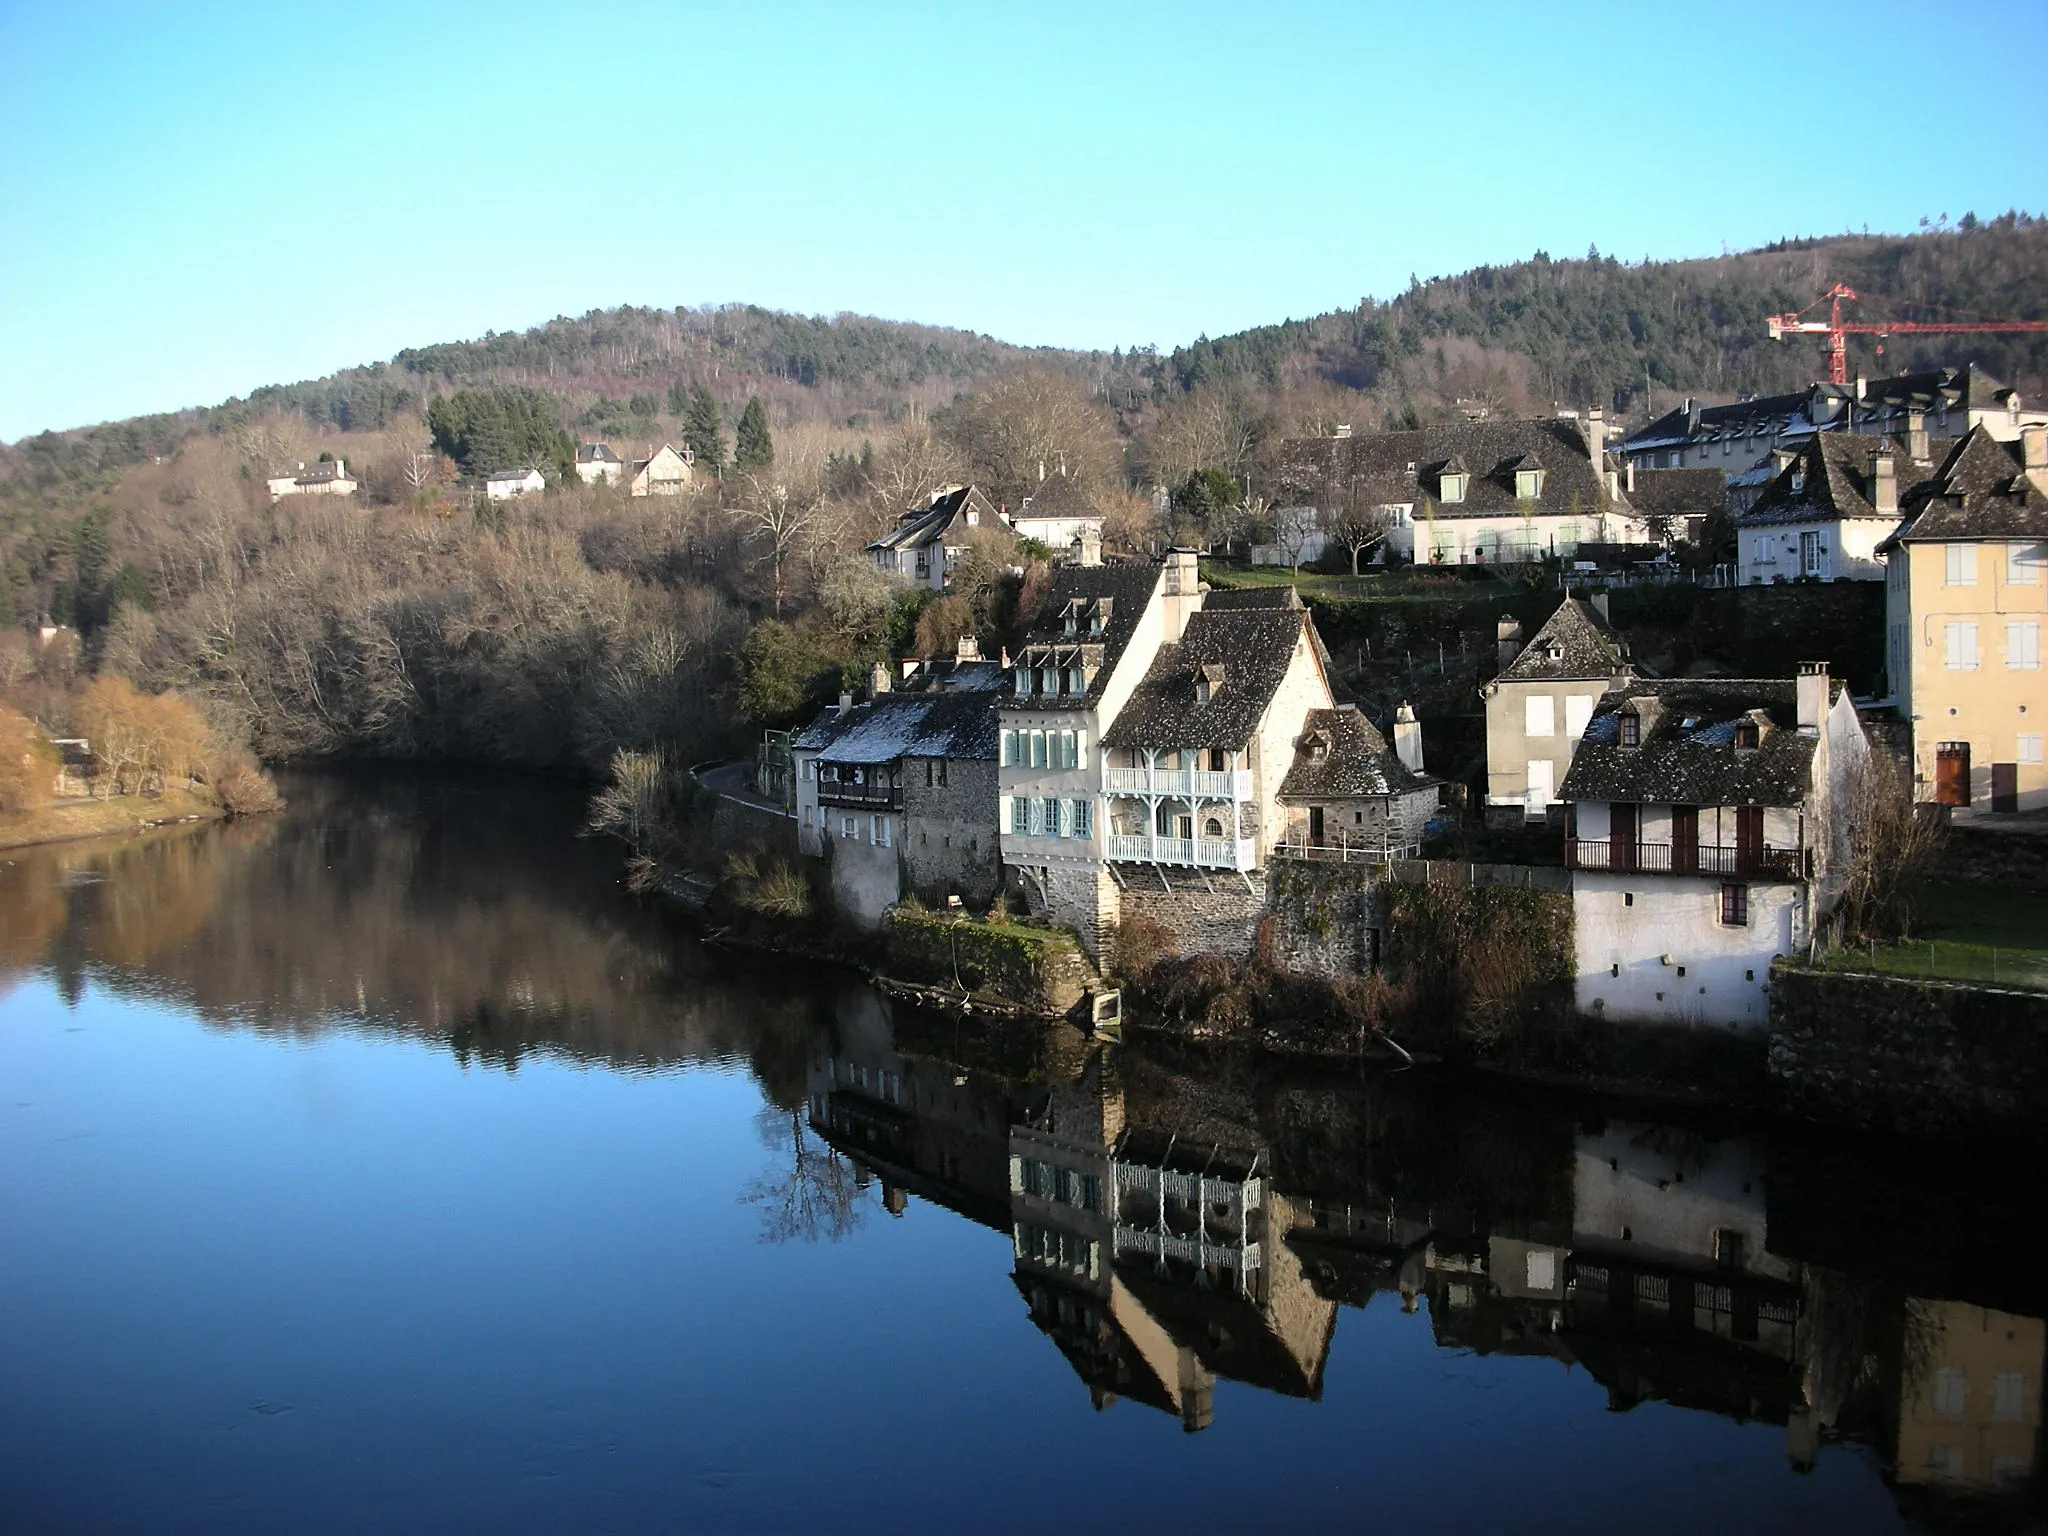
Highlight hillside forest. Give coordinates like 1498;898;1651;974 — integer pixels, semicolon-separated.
2;220;2045;790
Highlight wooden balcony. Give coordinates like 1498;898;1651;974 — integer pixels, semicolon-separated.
1102;766;1252;799
1566;838;1806;881
1106;833;1257;870
817;780;903;809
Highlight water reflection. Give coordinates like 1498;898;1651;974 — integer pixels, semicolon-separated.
2;771;2042;1530
809;995;2046;1524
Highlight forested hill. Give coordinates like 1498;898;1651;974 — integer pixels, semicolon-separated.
1155;216;2048;421
1;305;1096;511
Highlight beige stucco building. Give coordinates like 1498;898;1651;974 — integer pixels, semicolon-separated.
1481;595;1630;826
627;442;693;496
1880;425;2048;813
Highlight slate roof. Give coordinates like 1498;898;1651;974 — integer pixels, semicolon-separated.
1556;679;1826;808
1279;706;1435;800
1102;607;1313;750
1003;562;1163;711
1735;433;1921;529
1626;467;1725;522
1012;471;1101;525
576;442;622;463
272;460;353;485
1622;389;1818;453
1622;366;2013;455
867;485;1002;553
1496;597;1627;682
791;685;1004;764
1275;417;1622;520
1201;586;1304;611
1877;426;2048;547
485;466;544;482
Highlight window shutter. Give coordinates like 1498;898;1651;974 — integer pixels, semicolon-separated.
1075;730;1089;769
2007;621;2040;670
1946;622;1978;670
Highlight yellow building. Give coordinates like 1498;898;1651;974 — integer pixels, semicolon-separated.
1880;425;2048;812
1890;1299;2042;1496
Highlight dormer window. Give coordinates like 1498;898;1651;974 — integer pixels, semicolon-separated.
1790;472;1805;492
1014;667;1031;695
1196;679;1212;706
1194;663;1226;707
1440;473;1467;504
1066;666;1086;694
1037;667;1055;695
1734;721;1760;751
1620;712;1640;747
1516;469;1545;500
1064;614;1078;635
1090;612;1105;634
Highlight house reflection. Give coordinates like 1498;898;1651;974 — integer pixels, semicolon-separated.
806;993;2047;1523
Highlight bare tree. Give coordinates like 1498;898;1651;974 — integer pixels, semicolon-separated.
1834;750;1947;944
1321;497;1391;575
741;1105;869;1243
730;469;827;617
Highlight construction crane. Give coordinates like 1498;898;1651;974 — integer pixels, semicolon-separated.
1765;283;2048;385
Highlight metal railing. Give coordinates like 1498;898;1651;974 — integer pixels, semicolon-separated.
1102;766;1252;799
1113;1224;1262;1272
1273;835;1419;864
1566;838;1806;880
1105;833;1256;870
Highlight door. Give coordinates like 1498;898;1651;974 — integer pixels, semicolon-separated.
1610;802;1637;872
1992;762;2019;814
1309;806;1326;846
1936;742;1971;807
1735;806;1763;875
1671;806;1699;874
1526;759;1553;818
1800;530;1821;577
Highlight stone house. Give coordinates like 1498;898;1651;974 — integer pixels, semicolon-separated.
1732;433;1926;585
627;442;693;496
1480;596;1631;826
1276;703;1438;859
484;466;546;500
1878;424;2048;813
265;458;357;500
867;485;1006;591
574;442;624;485
791;650;1005;926
1271;411;1646;567
1559;668;1868;1032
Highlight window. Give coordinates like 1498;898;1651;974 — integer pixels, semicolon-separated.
1565;695;1594;739
1800;530;1821;576
1203;816;1224;838
841;816;857;840
1042;797;1062;836
1994;1372;2028;1422
1440;472;1467;503
1055;731;1078;769
1013;667;1030;695
2019;734;2043;765
1069;798;1092;838
1516;468;1545;499
937;759;947;787
2010;542;2041;585
924;760;934;787
1734;720;1760;750
1933;1368;1968;1417
999;729;1016;766
1945;544;1977;587
1720;883;1749;926
1525;695;1556;737
1029;731;1046;768
1713;1228;1746;1269
801;807;811;827
872;816;889;847
1010;796;1031;835
1620;712;1640;747
2007;620;2040;670
1945;622;1979;671
1067;667;1086;694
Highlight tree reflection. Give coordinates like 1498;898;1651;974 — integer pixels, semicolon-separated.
742;1105;870;1244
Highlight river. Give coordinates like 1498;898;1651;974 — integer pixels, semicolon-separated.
1;771;2040;1533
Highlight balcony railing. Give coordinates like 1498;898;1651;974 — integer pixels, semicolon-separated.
1566;839;1806;880
1113;1223;1261;1272
817;780;903;809
1273;835;1420;864
1105;833;1257;870
1102;766;1252;799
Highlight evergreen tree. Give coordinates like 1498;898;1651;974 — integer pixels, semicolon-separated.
682;386;725;471
735;396;774;470
667;378;689;415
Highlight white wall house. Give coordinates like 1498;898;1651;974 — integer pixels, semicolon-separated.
484;467;546;501
266;459;358;500
575;443;624;485
1560;668;1868;1033
1010;472;1105;559
1732;433;1923;585
868;485;1007;592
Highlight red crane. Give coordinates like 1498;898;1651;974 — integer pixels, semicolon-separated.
1765;283;2048;385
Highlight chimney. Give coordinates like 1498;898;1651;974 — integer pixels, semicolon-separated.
1624;457;1636;494
2023;424;2048;496
1393;702;1425;774
1335;423;1352;439
1584;406;1606;467
1796;662;1828;732
1076;526;1103;567
837;690;854;716
954;633;981;662
1495;615;1524;671
1684;398;1701;436
1855;375;1867;401
1590;592;1611;623
1906;407;1929;462
899;658;919;680
868;662;891;698
1868;451;1897;515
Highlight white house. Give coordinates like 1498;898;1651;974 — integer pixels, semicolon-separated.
575;443;624;486
1272;412;1646;567
867;485;1007;592
1010;472;1106;560
1559;667;1868;1032
484;467;546;501
1732;434;1925;584
265;459;358;501
627;443;693;496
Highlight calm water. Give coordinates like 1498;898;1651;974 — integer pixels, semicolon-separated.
2;772;2042;1534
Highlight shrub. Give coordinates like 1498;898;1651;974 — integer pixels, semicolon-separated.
207;748;283;817
0;705;58;813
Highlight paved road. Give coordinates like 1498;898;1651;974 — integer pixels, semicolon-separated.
695;758;792;817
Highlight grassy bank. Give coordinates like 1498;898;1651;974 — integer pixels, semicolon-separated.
1810;881;2048;991
0;789;226;852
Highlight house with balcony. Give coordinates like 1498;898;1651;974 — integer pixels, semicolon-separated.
1275;703;1439;860
1559;667;1868;1032
867;485;1006;591
1481;595;1632;827
1732;434;1925;585
1878;424;2048;813
1097;592;1338;881
791;649;1005;926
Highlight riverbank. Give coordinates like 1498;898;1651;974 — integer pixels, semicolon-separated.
0;789;227;852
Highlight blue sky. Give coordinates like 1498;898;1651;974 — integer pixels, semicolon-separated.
3;0;2045;441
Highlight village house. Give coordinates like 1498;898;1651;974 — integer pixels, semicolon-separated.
1275;703;1438;858
1009;471;1107;562
1480;595;1631;826
1272;412;1646;567
1878;423;2048;813
574;442;624;485
866;485;1005;591
627;442;693;496
1732;434;1926;585
1624;464;1724;544
790;642;1005;926
484;466;546;500
265;458;357;500
1558;667;1868;1032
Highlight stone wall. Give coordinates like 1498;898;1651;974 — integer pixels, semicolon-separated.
1768;964;2048;1138
1013;861;1122;965
1692;583;1886;694
1116;871;1270;967
902;756;1001;906
883;910;1094;1014
1265;860;1381;978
